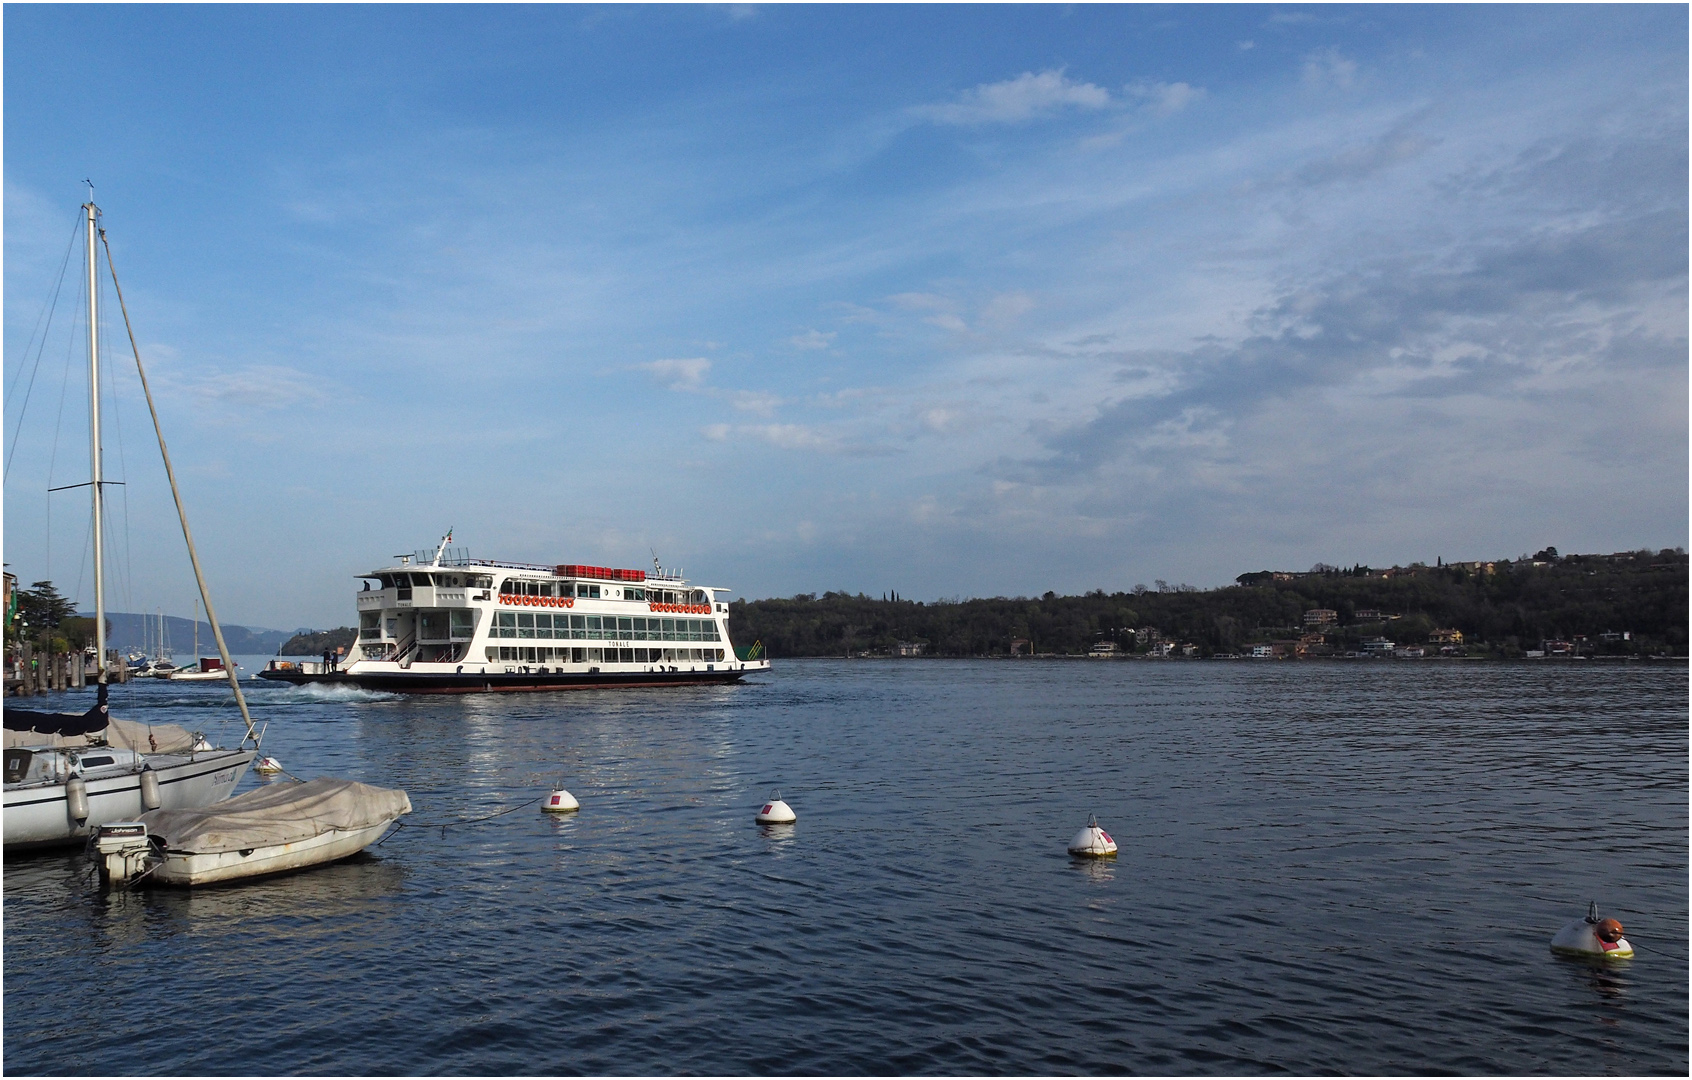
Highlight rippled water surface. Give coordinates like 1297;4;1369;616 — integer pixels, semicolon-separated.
5;660;1687;1074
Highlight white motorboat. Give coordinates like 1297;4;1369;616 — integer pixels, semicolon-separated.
166;601;230;681
4;196;260;849
168;657;235;682
138;778;411;886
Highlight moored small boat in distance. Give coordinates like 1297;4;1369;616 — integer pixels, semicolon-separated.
259;533;771;694
167;657;234;682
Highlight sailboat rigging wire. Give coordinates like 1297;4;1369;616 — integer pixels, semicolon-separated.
101;228;258;747
3;213;82;482
98;261;139;636
72;511;93;613
42;271;88;584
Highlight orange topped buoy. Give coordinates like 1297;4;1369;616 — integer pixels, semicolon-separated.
1551;901;1634;959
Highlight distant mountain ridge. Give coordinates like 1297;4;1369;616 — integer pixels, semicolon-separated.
80;611;293;657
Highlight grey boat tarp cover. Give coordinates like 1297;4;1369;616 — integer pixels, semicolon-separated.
141;778;412;854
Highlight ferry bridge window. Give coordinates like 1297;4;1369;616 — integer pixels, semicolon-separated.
378;575;396;589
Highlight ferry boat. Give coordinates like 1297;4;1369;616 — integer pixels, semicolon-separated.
259;535;770;693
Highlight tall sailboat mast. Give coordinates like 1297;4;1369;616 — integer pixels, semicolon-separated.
85;197;106;687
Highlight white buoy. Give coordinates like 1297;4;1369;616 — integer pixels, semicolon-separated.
1067;813;1118;857
543;787;579;813
1551;901;1634;960
254;756;284;775
755;789;796;825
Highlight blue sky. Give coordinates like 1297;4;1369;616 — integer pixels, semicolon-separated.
5;5;1686;630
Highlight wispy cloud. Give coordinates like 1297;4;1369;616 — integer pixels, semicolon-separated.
168;363;332;412
1126;80;1205;117
638;357;712;391
788;328;835;350
1302;47;1358;89
917;69;1112;125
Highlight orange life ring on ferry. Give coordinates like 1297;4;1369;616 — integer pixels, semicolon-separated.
564;597;574;608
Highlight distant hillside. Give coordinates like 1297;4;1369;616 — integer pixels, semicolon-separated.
279;628;357;656
87;611;292;657
730;549;1688;658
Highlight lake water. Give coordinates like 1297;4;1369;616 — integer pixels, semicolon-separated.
4;660;1686;1074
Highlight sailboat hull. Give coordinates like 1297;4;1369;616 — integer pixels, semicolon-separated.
3;749;254;849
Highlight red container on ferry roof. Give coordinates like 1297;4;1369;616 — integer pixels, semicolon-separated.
553;564;644;582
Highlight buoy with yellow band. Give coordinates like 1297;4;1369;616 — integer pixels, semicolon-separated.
1067;813;1118;857
1551;902;1634;960
543;786;580;813
755;789;796;825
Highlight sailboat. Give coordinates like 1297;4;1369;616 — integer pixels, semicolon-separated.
142;610;179;678
4;196;259;848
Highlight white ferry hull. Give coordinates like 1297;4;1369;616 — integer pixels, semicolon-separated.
260;659;771;694
3;749;254;849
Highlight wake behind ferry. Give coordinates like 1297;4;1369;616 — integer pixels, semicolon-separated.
260;535;769;693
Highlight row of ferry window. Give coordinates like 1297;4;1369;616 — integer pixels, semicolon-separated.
486;647;726;664
491;614;721;640
369;573;493;590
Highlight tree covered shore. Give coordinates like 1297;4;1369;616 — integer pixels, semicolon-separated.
729;549;1688;659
